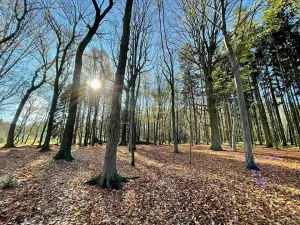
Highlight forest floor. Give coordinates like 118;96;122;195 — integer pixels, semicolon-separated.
0;144;300;225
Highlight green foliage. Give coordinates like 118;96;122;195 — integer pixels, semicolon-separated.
0;119;10;143
212;63;235;99
262;0;300;33
0;173;20;190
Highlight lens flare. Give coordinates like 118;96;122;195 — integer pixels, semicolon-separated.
90;79;101;90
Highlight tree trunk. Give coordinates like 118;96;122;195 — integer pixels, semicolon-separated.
171;87;179;152
84;99;93;146
41;82;59;151
191;91;199;144
287;90;300;146
54;0;113;161
146;99;150;144
265;93;280;149
189;101;193;164
168;113;171;145
220;0;259;170
154;110;159;145
253;105;263;145
232;94;237;152
91;96;99;146
99;102;105;144
129;84;136;166
204;70;222;150
223;34;258;169
4;90;32;148
73;104;81;145
204;108;209;145
79;106;86;146
268;76;287;146
87;0;133;190
37;118;48;148
24;122;36;144
120;90;130;145
252;74;273;147
31;121;43;145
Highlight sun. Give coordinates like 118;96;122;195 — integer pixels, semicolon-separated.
90;79;101;90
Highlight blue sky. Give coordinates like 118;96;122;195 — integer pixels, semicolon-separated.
0;0;264;123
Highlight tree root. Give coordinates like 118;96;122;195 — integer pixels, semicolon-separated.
118;143;128;146
2;144;15;149
53;152;74;161
85;174;102;186
120;176;140;182
246;164;260;171
39;147;51;152
210;147;223;151
86;174;140;190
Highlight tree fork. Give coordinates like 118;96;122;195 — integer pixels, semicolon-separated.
53;0;114;160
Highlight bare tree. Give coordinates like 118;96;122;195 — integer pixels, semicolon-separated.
0;0;30;45
128;0;152;166
4;39;53;148
0;1;41;107
86;0;134;190
176;0;223;150
40;0;80;152
157;0;179;153
54;0;114;161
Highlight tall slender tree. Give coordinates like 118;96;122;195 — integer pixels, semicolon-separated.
87;0;134;189
41;2;80;152
218;0;260;169
178;0;223;150
4;41;53;148
54;0;114;161
158;0;179;153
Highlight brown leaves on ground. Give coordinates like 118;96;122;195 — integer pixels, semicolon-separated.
0;144;300;224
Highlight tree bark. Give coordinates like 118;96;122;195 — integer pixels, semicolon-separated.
41;82;60;151
37;118;48;148
73;103;81;145
146;99;150;144
219;0;259;169
84;100;92;146
171;87;179;152
31;121;43;145
120;89;130;145
54;0;113;160
205;71;222;150
228;58;258;168
99;101;105;144
129;84;136;166
4;90;31;147
232;94;237;152
87;0;133;190
91;96;99;146
191;91;199;144
252;73;273;147
268;76;287;146
222;35;258;169
189;100;193;164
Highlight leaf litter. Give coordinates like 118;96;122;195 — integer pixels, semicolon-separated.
0;144;299;224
